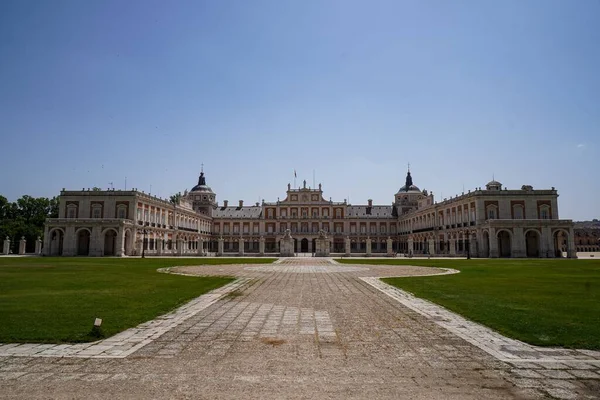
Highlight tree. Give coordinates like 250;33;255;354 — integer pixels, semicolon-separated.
91;187;102;191
49;196;59;218
169;192;182;205
0;195;61;253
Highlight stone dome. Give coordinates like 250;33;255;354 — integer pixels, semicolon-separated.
397;170;421;193
191;172;214;193
485;180;502;191
398;183;421;192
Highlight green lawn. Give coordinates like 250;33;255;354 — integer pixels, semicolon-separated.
0;257;275;343
338;258;600;350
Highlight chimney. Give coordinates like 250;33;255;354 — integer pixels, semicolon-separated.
368;199;373;207
239;200;244;208
224;200;228;208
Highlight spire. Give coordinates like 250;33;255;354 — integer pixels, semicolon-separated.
405;168;413;191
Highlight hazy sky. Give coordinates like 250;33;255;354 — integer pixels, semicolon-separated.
0;0;598;220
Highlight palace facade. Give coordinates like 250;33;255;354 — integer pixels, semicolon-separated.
43;170;577;258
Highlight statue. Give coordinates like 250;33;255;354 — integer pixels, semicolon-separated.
315;229;330;257
280;229;294;257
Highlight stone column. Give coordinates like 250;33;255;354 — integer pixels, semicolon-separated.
90;226;102;256
64;226;76;256
198;238;204;256
156;237;163;256
42;226;50;256
449;238;456;256
259;236;265;256
365;237;372;257
428;238;436;255
386;237;393;256
135;238;143;256
116;228;125;257
217;237;224;256
3;236;10;255
19;237;26;255
344;236;351;257
567;229;577;259
238;238;245;256
540;226;552;258
489;228;498;258
512;227;526;258
407;237;414;255
35;237;43;255
177;239;184;256
469;236;477;257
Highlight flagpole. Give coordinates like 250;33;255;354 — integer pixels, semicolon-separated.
294;169;296;189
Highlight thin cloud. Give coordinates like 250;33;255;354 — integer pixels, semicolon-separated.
577;144;585;148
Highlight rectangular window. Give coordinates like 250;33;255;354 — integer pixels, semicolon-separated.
514;206;523;219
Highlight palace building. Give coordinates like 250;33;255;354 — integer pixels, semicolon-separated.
43;169;577;258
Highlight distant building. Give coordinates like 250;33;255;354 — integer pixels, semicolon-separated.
44;169;577;258
574;221;600;252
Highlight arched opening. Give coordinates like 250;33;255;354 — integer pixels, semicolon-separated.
525;230;540;258
49;228;64;256
497;230;512;258
300;238;309;253
103;229;117;256
77;229;91;256
293;238;298;253
553;230;569;258
312;238;316;253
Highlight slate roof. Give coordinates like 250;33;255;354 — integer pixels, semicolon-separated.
347;205;394;218
213;206;263;219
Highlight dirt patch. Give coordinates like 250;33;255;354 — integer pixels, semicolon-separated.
225;289;244;299
261;337;285;347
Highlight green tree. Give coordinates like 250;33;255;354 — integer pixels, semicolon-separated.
169;192;182;204
0;195;61;253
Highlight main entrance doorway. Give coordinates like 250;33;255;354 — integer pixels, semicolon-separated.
300;238;309;253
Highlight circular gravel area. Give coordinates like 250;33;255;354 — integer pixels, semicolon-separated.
244;264;370;273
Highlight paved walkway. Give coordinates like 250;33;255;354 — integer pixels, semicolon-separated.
1;258;599;399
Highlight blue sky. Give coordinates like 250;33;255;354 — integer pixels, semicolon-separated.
0;0;598;220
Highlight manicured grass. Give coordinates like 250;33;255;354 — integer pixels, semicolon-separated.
339;258;600;350
0;257;275;343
